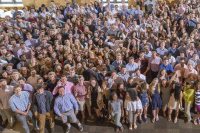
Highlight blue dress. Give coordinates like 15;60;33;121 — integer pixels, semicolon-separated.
139;91;149;107
151;89;162;110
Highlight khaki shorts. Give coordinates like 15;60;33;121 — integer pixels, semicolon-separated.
77;100;86;111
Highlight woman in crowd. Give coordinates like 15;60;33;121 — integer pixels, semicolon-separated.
149;78;162;123
108;92;124;132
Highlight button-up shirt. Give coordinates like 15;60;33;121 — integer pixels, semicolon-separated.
160;64;174;74
118;72;130;82
126;63;140;73
37;94;46;113
148;57;162;72
54;94;78;116
9;91;30;112
132;73;146;81
156;47;168;56
0;85;14;109
73;83;87;101
53;81;74;95
33;90;53;114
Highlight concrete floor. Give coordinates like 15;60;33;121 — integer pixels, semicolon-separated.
1;116;200;133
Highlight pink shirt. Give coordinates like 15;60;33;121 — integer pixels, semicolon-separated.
53;81;74;95
74;83;87;101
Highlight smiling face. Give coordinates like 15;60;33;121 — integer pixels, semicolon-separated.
58;87;65;96
14;86;22;96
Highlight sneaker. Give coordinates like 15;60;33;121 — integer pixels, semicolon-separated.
129;125;133;130
197;118;200;124
115;128;119;132
120;127;124;132
66;124;71;133
194;119;198;125
78;124;83;132
138;119;142;124
143;117;147;123
180;107;184;111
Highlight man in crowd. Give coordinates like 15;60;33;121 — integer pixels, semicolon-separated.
54;86;83;133
0;79;14;128
32;84;55;133
9;85;36;133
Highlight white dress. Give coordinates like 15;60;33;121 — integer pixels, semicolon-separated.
126;99;143;112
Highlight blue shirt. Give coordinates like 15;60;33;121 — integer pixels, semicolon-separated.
54;94;78;116
160;64;174;73
9;91;30;112
37;93;47;114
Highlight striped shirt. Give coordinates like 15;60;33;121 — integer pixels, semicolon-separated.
195;90;200;106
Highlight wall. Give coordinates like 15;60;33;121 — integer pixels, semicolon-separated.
22;0;178;8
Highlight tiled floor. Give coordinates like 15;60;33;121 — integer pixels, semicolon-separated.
1;117;200;133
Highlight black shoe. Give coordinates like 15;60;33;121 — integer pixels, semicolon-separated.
65;128;70;133
138;119;142;124
78;124;83;132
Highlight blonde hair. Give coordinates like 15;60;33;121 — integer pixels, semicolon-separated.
149;78;159;95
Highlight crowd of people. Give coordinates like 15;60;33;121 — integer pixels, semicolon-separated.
0;0;200;132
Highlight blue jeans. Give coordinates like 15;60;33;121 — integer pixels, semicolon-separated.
16;111;36;133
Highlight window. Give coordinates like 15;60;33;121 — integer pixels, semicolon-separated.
101;0;128;3
0;0;22;3
101;0;128;7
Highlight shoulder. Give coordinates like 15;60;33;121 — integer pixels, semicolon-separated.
55;96;61;102
45;90;52;95
22;91;30;96
9;94;16;102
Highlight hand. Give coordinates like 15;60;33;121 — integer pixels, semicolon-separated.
75;110;78;115
61;114;65;122
22;111;28;116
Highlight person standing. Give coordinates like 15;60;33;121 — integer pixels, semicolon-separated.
52;75;74;96
0;79;14;128
108;92;124;132
73;75;87;122
32;84;55;133
54;86;83;133
9;85;36;133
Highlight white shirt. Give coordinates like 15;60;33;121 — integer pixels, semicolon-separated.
132;73;146;81
126;63;140;72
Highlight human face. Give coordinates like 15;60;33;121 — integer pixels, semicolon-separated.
14;87;22;96
18;80;25;86
91;80;96;87
1;80;7;87
31;70;36;76
60;76;67;84
163;59;169;66
129;58;134;64
37;88;44;94
58;87;65;96
112;93;118;101
79;77;84;85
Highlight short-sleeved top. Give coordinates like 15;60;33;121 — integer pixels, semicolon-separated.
109;99;123;114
